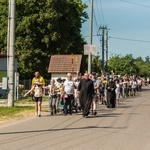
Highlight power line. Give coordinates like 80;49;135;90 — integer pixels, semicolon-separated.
99;0;105;25
93;11;101;41
109;36;150;43
95;0;102;25
120;0;150;8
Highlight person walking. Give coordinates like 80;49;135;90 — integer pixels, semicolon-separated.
62;73;75;115
30;71;45;117
106;75;116;108
24;81;44;117
115;79;120;107
77;73;94;117
31;71;45;87
91;72;100;116
47;79;59;115
55;77;63;113
132;78;137;96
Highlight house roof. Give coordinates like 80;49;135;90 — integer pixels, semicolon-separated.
48;54;82;73
0;54;18;58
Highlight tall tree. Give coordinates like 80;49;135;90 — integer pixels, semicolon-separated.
0;0;8;51
0;0;88;79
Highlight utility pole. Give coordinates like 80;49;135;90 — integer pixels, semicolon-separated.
99;25;108;75
88;0;93;74
7;0;11;78
105;29;108;75
7;0;16;107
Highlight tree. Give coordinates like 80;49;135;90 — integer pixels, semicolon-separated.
0;0;8;52
145;56;150;62
0;0;88;79
108;54;139;76
92;55;102;76
134;59;150;77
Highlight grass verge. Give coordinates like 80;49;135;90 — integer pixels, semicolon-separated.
0;96;49;125
0;106;34;125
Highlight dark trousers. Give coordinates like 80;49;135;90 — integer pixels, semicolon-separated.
82;96;93;116
64;95;74;114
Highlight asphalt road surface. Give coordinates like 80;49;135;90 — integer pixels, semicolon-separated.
0;85;150;150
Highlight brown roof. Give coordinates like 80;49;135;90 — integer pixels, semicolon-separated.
0;54;19;58
48;54;82;73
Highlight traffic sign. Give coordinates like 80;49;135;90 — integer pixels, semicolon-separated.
84;44;98;56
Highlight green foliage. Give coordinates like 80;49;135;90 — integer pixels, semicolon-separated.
108;54;150;77
0;0;8;51
145;56;150;62
0;0;88;79
92;56;102;75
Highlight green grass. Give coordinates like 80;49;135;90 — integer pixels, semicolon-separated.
0;96;49;124
0;106;34;117
0;106;34;124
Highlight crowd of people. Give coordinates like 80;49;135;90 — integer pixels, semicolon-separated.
24;71;149;117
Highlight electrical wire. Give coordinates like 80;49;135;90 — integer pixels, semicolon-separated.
95;0;102;25
99;0;105;25
93;11;101;41
120;0;150;8
109;36;150;43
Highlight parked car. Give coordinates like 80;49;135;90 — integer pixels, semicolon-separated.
0;84;7;99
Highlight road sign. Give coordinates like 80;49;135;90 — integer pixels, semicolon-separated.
84;44;98;56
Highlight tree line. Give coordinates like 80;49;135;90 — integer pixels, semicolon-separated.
0;0;88;79
0;0;150;79
93;54;150;78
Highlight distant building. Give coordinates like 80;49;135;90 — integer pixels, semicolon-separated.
0;48;18;82
48;54;82;80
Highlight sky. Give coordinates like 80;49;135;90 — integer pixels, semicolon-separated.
81;0;150;60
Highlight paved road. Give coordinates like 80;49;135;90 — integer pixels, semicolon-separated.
0;85;150;150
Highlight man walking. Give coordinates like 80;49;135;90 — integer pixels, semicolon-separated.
77;73;94;117
62;73;75;115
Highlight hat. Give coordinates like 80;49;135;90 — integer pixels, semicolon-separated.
57;77;62;81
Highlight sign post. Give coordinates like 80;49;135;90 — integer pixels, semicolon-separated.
84;44;98;73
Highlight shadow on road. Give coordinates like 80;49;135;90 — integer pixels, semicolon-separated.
0;125;127;135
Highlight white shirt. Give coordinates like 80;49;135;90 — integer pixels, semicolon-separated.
34;85;43;97
115;83;120;94
63;79;75;95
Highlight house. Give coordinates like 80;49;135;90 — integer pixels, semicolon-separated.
48;54;82;80
0;48;18;82
0;48;18;98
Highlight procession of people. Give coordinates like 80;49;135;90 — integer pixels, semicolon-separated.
24;71;149;117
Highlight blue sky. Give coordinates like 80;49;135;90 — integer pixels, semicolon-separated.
81;0;150;60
